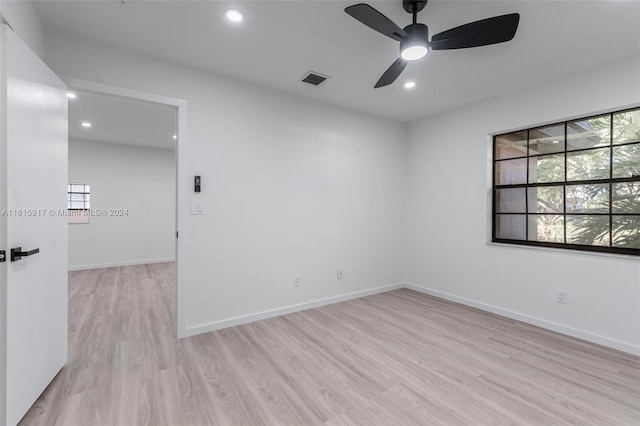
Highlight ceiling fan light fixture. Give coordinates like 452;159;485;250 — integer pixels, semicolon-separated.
400;44;428;61
399;23;429;61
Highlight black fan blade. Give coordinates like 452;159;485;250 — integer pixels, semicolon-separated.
430;13;520;50
375;58;408;88
345;4;408;41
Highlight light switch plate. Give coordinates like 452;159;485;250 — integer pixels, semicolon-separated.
190;201;205;215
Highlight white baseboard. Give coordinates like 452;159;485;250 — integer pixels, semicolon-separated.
183;282;405;338
404;282;640;356
68;257;175;271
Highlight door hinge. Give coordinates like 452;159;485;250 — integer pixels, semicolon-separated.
0;250;5;263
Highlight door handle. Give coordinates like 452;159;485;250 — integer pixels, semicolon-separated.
11;247;40;262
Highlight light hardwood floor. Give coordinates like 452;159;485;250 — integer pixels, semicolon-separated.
19;263;640;425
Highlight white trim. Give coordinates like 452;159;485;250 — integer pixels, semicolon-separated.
63;77;185;110
0;23;9;426
184;280;640;355
404;282;640;356
485;240;640;262
183;282;405;338
60;77;189;339
68;258;175;271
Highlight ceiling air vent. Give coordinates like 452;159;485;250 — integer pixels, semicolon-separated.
300;71;330;86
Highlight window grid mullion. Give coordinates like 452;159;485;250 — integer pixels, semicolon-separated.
492;133;497;241
525;129;530;240
495;175;640;190
563;121;567;244
609;112;614;247
493;138;640;163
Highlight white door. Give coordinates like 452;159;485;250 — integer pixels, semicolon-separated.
0;24;68;426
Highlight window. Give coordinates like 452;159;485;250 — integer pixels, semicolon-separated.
492;107;640;256
68;183;90;224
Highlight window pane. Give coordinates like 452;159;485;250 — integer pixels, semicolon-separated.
612;215;640;248
612;144;640;179
613;108;640;145
70;193;86;202
613;182;640;214
567;148;610;181
527;186;563;213
85;185;90;192
529;124;564;156
495;188;526;213
566;215;610;246
528;215;564;243
69;201;85;209
566;184;609;213
70;184;85;193
495;131;527;160
567;114;610;151
495;158;527;185
495;215;526;240
529;154;564;183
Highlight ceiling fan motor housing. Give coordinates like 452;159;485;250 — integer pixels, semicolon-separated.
403;0;427;14
400;23;428;53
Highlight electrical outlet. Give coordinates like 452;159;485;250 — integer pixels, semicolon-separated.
556;289;567;304
337;268;344;279
293;274;301;287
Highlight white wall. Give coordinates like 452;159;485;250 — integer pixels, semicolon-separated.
404;55;640;355
68;139;175;270
45;33;406;334
0;0;44;58
43;28;639;354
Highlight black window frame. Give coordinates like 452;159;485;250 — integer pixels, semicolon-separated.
492;107;640;256
68;183;90;211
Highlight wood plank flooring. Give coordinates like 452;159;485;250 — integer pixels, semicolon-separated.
19;263;640;425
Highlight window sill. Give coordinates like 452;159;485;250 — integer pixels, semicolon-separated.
486;240;639;262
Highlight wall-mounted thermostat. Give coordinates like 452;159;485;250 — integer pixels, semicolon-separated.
194;176;201;193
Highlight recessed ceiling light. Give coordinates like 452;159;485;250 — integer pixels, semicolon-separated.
552;140;560;144
81;122;92;128
404;81;416;89
67;92;77;99
225;9;243;22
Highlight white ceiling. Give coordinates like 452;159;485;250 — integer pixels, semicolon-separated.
37;0;640;122
68;91;177;150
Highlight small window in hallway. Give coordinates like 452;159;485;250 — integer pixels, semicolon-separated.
68;183;90;224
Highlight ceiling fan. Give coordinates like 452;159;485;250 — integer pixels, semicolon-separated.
345;0;520;88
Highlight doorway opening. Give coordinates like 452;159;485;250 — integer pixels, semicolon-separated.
64;79;187;338
67;88;178;341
